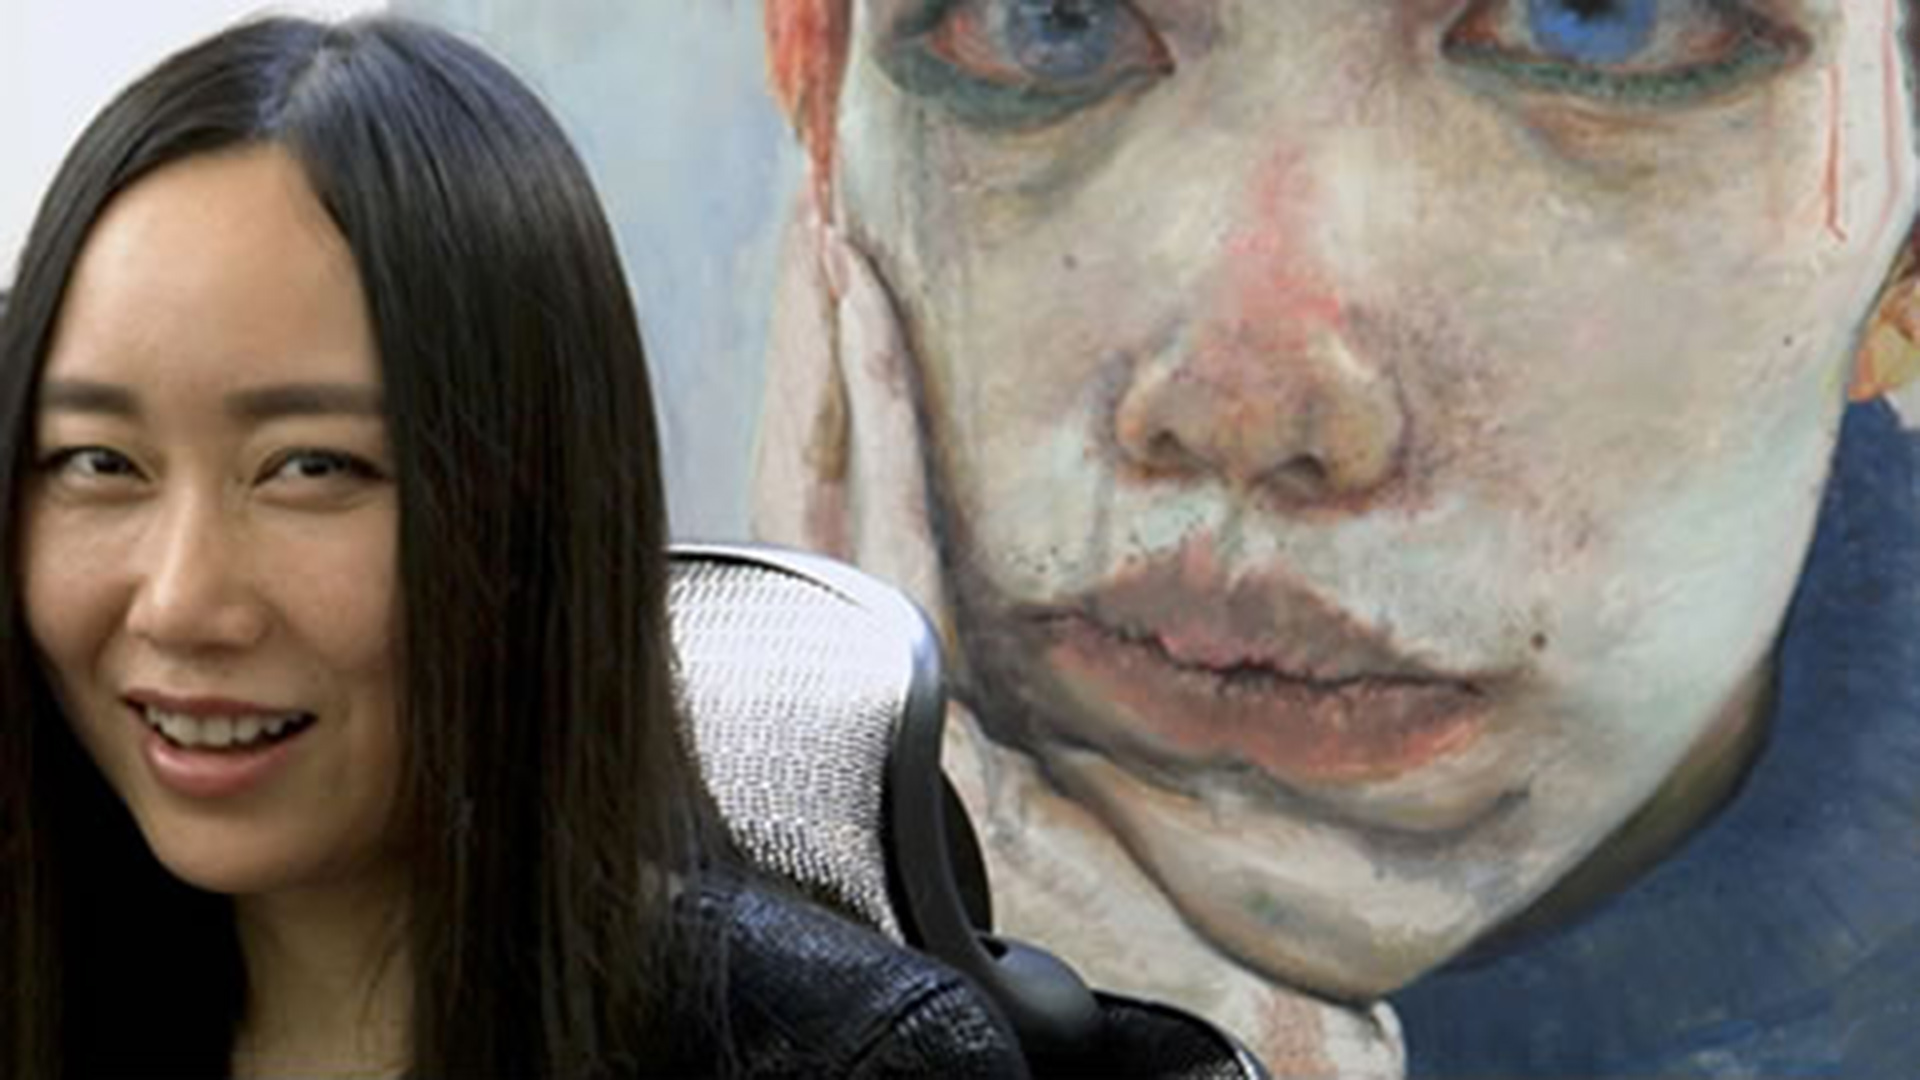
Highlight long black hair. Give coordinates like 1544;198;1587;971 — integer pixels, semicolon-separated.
0;17;724;1078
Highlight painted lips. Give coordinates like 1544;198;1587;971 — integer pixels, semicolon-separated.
1035;556;1492;786
1046;617;1485;785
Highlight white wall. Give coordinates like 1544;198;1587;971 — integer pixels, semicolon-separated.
1;0;387;288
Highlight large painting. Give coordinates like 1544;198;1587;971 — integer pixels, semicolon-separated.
401;2;1920;1075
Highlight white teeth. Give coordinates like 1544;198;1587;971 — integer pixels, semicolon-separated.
141;707;307;750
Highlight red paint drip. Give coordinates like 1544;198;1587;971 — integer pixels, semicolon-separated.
1823;62;1849;244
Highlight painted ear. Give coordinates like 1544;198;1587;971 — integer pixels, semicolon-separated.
751;200;952;633
1850;247;1920;402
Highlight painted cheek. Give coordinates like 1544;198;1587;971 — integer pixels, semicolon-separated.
1848;0;1916;243
1879;0;1912;229
1813;6;1914;249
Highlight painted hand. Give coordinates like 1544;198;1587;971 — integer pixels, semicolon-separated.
751;196;951;637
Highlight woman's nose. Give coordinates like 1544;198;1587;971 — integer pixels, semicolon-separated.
124;495;270;652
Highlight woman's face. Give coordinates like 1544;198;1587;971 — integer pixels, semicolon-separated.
829;1;1920;993
23;147;403;900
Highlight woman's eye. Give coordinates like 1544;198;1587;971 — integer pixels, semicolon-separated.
37;446;142;486
885;0;1173;130
1443;0;1807;107
264;449;383;486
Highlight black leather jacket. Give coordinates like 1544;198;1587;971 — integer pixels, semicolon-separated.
700;881;1031;1078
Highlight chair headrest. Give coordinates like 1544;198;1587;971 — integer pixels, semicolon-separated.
669;542;1270;1078
669;542;932;939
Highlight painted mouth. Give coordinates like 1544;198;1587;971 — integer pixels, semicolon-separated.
1024;549;1502;788
1042;612;1487;785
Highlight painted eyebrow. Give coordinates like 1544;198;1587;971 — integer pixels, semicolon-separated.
36;379;384;421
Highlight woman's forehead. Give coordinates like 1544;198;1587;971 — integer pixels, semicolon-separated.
49;150;375;393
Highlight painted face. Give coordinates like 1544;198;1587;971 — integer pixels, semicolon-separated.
23;148;403;901
830;1;1919;994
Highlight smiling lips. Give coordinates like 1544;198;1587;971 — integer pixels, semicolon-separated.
128;692;316;800
1036;566;1490;786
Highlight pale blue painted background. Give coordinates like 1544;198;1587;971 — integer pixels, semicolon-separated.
396;0;796;539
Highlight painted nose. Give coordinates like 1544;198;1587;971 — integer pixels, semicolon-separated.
1114;324;1407;502
125;496;269;652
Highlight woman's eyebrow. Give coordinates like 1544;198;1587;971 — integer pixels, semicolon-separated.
37;379;137;417
35;380;385;421
227;383;384;421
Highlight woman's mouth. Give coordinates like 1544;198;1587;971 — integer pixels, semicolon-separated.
138;705;316;751
126;695;318;799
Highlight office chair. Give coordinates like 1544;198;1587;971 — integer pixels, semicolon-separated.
669;542;1269;1079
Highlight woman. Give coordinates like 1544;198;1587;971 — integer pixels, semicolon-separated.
0;17;1024;1078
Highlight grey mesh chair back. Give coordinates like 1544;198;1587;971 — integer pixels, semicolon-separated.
668;541;942;939
669;543;1269;1079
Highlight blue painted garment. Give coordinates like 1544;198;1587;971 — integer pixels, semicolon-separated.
1394;401;1920;1077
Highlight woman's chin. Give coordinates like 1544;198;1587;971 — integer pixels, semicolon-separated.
137;823;312;899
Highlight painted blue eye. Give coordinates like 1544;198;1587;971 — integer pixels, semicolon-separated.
1005;0;1122;84
1528;0;1658;65
882;0;1173;131
1443;0;1806;108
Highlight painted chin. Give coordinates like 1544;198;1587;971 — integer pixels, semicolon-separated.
1049;738;1529;998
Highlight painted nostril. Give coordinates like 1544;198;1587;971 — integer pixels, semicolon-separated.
1145;431;1193;471
1267;456;1331;498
